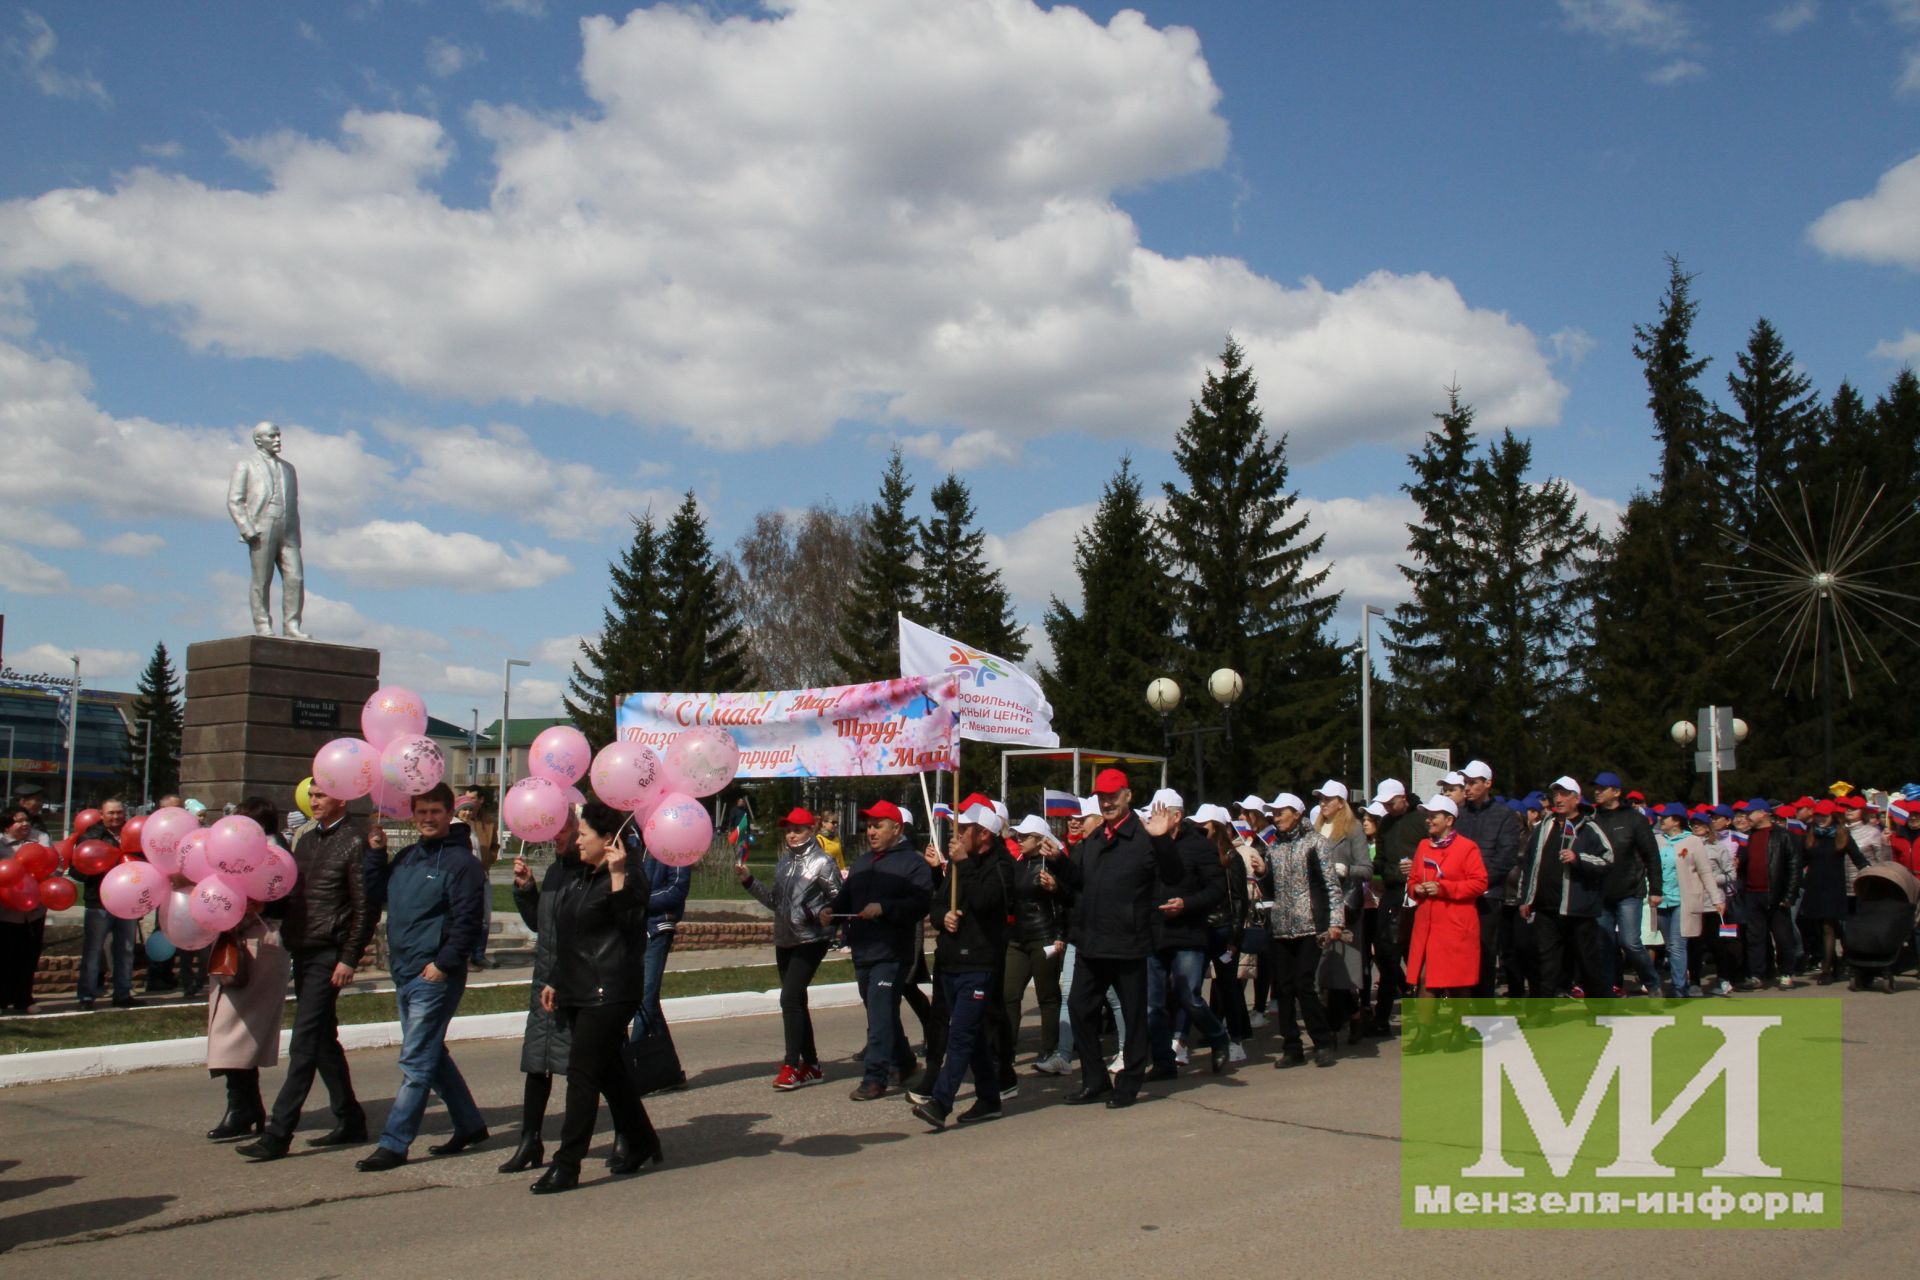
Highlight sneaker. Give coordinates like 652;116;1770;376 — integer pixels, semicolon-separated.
1265;999;1279;1015
1031;1053;1071;1076
1227;1040;1248;1063
1687;985;1704;998
1107;1053;1123;1074
1735;977;1763;992
1776;975;1793;989
794;1063;824;1088
1714;980;1732;996
910;1101;948;1131
1171;1039;1189;1066
772;1065;801;1091
1247;1012;1269;1029
905;1086;932;1105
957;1100;1002;1124
997;1076;1020;1100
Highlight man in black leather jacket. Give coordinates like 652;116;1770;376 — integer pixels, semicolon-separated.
240;779;373;1159
911;806;1013;1130
1736;805;1804;988
1454;762;1523;998
1142;791;1231;1078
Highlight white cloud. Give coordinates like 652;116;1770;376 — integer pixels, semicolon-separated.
1558;0;1694;52
1550;326;1597;366
983;502;1101;614
535;633;589;666
1808;152;1920;269
1566;481;1627;533
3;10;108;106
206;570;450;654
1900;48;1920;94
425;35;483;79
1767;1;1819;33
893;428;1022;470
1647;57;1706;84
1872;329;1920;361
0;542;69;593
0;504;83;548
0;0;1566;460
310;518;572;590
12;641;139;679
141;140;183;159
98;531;165;555
1301;494;1420;607
485;0;548;16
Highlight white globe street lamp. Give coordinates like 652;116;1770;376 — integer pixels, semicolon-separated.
1207;668;1244;708
1146;677;1182;715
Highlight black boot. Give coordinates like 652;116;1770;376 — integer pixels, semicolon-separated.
499;1130;544;1174
236;1132;292;1161
531;1164;580;1195
608;1127;663;1174
207;1070;264;1141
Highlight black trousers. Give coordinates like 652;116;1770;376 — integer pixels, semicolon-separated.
1068;954;1147;1095
1269;934;1331;1046
555;1001;653;1172
1209;951;1251;1040
1367;904;1402;1021
774;940;830;1068
1473;897;1504;998
0;917;45;1009
267;948;362;1139
1532;910;1605;998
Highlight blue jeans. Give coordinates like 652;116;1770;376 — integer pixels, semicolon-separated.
1055;944;1125;1063
628;931;674;1042
1147;947;1227;1068
931;970;999;1110
377;972;484;1154
78;908;138;1003
855;958;913;1085
1654;906;1689;995
1599;897;1660;991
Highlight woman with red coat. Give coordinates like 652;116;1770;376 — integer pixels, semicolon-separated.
1402;796;1487;1053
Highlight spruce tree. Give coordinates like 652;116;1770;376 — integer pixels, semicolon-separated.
916;472;1028;660
121;642;182;802
1159;338;1346;792
1720;317;1820;528
1041;457;1175;754
831;448;922;681
657;490;751;692
1635;254;1730;512
565;512;667;750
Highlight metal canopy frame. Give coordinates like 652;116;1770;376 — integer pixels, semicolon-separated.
998;746;1170;807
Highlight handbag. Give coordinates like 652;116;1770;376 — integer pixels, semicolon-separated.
208;930;250;989
623;1024;684;1097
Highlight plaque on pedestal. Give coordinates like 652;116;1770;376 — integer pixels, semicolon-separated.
179;636;380;817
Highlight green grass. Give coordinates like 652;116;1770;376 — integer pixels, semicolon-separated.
0;960;854;1056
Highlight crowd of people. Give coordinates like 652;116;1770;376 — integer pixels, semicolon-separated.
5;759;1918;1194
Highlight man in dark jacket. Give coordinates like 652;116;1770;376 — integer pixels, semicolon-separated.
1052;768;1164;1108
1589;771;1661;995
1368;780;1421;1033
1516;777;1614;1008
1454;762;1523;999
355;784;489;1172
911;805;1013;1130
73;797;139;1010
1736;804;1803;989
1142;790;1231;1077
240;780;374;1160
833;800;932;1101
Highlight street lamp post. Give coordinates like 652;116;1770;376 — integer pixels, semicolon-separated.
1359;604;1385;803
1670;708;1750;806
468;708;480;787
1145;669;1243;799
62;655;79;824
2;726;13;805
139;717;153;810
501;659;530;797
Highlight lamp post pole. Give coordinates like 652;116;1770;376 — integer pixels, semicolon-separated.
501;660;530;796
62;655;79;823
140;717;153;809
1360;604;1385;803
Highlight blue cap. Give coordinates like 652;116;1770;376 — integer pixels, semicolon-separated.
1523;797;1543;812
1592;771;1624;790
1659;802;1687;819
1711;804;1734;819
1746;797;1770;811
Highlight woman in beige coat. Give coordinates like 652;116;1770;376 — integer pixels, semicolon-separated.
1650;809;1725;998
205;797;295;1141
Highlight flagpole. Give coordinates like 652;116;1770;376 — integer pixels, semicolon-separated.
949;739;961;913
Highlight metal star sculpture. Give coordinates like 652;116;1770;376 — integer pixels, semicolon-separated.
1708;471;1920;699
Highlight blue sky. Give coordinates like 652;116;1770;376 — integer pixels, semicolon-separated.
2;0;1916;725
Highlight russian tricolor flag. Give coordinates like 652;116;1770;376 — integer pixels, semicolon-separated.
1043;789;1080;818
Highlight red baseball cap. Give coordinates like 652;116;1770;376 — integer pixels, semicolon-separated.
958;792;996;813
776;807;816;827
1093;768;1130;795
1812;799;1842;818
859;800;903;823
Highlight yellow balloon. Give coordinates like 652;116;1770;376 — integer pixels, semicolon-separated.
295;776;315;820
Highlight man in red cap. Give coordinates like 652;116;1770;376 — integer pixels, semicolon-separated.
1049;768;1167;1108
911;804;1014;1130
829;801;933;1101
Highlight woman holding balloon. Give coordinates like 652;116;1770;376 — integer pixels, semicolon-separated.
202;797;296;1141
0;805;55;1013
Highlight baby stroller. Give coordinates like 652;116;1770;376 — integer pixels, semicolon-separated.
1844;864;1920;992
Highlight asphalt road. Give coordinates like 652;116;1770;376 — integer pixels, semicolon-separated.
3;989;1916;1277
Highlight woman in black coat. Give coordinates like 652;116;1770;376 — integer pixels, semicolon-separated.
499;811;578;1173
531;802;662;1194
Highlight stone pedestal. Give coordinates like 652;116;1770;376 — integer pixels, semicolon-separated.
180;636;380;817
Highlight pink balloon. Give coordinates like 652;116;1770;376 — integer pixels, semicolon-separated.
158;887;217;951
368;774;413;821
643;792;713;866
237;846;298;902
665;727;740;799
590;741;665;811
529;725;592;786
189;875;246;932
206;814;268;877
179;829;213;883
313;737;378;801
562;784;586;806
361;685;428;750
100;860;167;920
140;806;197;874
380;734;446;796
503;776;569;843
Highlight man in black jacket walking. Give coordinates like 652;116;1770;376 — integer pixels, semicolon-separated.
1454;761;1523;999
1517;777;1614;1008
1142;790;1231;1077
1368;780;1421;1032
1589;771;1661;995
240;780;375;1159
834;800;932;1102
911;805;1013;1130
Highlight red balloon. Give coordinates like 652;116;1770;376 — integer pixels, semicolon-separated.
72;839;121;877
0;876;38;913
119;814;147;855
36;875;77;911
15;841;57;880
70;808;104;837
53;836;75;872
0;857;22;888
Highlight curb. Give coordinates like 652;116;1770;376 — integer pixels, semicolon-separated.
0;982;863;1089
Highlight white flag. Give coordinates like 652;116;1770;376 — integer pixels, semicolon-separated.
898;615;1059;748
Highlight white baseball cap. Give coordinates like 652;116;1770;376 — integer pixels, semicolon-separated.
1012;815;1053;840
1364;801;1389;818
898;806;915;828
1549;775;1582;796
1149;788;1185;811
957;804;1004;834
1237;794;1270;814
1192;803;1233;826
1312;780;1349;801
1463;760;1493;781
1270;792;1305;813
1419;795;1459;817
991;800;1009;822
1440;771;1466;788
1078;795;1103;818
1371;779;1406;804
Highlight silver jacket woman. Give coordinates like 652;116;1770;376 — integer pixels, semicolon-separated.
1268;825;1345;940
745;836;842;947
